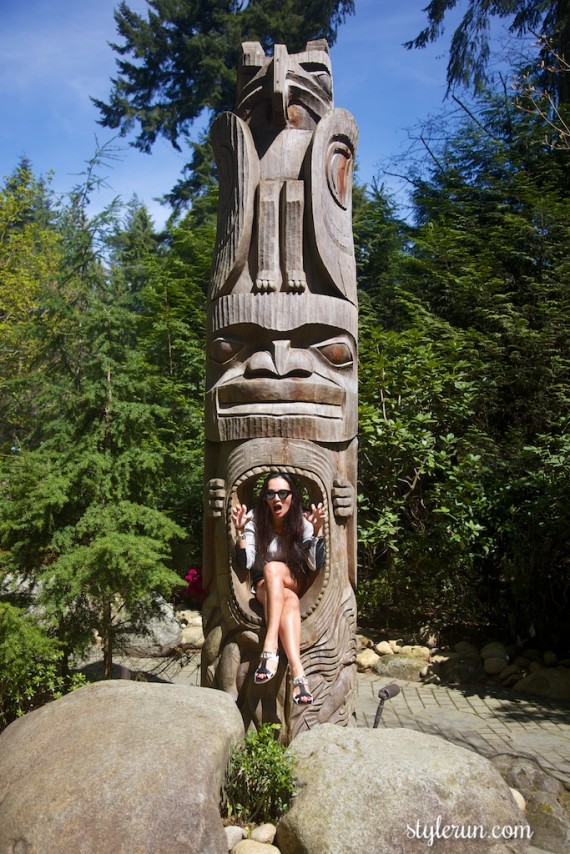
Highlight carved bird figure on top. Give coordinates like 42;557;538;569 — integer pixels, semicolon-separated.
209;40;358;305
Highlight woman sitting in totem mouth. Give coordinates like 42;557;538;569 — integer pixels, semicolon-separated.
232;472;326;706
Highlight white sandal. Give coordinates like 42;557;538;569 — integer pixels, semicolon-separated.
254;651;279;684
292;675;313;705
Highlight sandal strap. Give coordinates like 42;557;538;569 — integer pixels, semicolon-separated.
260;651;278;661
292;675;308;687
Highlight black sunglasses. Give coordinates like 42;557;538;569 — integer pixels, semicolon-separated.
265;489;292;500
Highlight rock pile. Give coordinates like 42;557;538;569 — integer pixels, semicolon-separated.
356;633;570;702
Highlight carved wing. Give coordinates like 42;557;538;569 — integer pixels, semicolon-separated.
308;108;359;305
209;112;260;300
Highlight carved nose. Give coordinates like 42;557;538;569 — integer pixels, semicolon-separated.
245;341;314;378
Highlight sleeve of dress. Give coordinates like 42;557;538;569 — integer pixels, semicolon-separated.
234;513;256;572
302;518;326;572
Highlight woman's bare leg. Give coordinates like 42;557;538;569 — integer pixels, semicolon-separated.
256;561;291;653
256;562;310;700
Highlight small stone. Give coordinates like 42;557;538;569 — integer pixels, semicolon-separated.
431;651;460;665
356;648;380;671
499;663;522;680
522;648;542;661
510;787;526;812
484;656;508;675
420;662;439;680
356;634;373;650
513;655;530;666
399;645;430;660
250;823;277;844
529;661;543;673
480;641;507;660
543;650;557;667
225;825;246;850
374;641;393;656
388;640;403;653
232;841;280;854
454;641;480;658
180;624;205;648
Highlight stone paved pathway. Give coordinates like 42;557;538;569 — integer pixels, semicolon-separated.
356;672;570;789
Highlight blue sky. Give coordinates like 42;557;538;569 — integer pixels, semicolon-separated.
1;0;469;226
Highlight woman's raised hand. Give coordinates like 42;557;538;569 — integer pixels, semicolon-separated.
304;502;327;537
231;503;252;534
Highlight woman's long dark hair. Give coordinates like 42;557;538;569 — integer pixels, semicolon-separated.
255;472;307;573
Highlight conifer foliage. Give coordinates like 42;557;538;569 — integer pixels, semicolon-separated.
0;157;207;718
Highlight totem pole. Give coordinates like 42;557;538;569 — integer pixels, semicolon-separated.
201;39;358;741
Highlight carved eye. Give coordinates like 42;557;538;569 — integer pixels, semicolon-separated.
315;341;353;368
210;337;243;364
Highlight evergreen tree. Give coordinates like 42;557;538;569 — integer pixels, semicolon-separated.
0;162;61;448
94;0;355;203
406;0;570;103
400;88;570;643
0;174;187;679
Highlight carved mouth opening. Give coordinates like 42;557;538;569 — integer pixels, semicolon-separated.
229;466;329;626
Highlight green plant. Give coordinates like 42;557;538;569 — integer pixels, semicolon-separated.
0;603;86;731
223;723;295;825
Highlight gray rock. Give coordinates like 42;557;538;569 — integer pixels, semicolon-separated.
232;842;280;854
276;726;530;853
485;656;509;675
454;641;481;658
117;595;183;656
250;823;277;844
440;656;486;685
374;640;394;656
399;644;430;660
181;622;206;649
526;791;570;853
0;681;244;854
356;648;380;671
373;654;423;682
225;825;247;850
514;668;570;702
481;641;508;660
491;756;563;799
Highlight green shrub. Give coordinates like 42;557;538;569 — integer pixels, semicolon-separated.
0;603;86;731
223;723;295;825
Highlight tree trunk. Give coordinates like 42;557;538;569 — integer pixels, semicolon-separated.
102;598;113;679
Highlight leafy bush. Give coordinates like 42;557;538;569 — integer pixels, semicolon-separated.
223;724;295;825
0;603;85;731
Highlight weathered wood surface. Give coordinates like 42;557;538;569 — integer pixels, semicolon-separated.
202;39;359;740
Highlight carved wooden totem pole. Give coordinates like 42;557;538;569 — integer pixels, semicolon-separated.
201;39;358;741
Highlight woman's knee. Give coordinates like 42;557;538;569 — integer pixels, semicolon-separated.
262;561;288;583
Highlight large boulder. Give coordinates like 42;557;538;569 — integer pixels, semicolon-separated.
276;726;531;853
116;595;183;656
513;668;570;702
0;681;243;854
